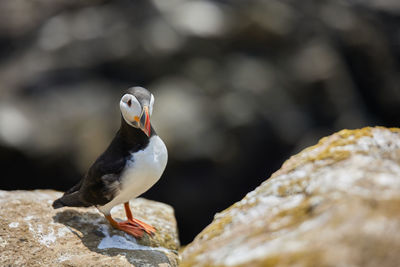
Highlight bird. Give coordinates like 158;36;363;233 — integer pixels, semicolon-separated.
53;86;168;238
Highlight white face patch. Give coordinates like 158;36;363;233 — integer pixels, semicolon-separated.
149;94;155;117
120;94;141;126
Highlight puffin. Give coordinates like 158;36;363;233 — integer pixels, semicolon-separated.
53;87;168;238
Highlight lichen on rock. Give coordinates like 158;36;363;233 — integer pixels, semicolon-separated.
0;190;180;266
181;127;400;267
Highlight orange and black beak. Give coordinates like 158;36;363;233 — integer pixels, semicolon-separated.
139;106;151;137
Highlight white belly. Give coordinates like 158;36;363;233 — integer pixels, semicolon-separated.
98;135;168;214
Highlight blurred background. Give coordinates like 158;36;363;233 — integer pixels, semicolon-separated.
0;0;399;244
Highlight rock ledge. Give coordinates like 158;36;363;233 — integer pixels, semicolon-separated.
181;127;400;267
0;190;180;267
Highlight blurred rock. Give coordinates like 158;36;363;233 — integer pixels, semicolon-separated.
167;0;229;37
0;190;179;266
181;127;400;267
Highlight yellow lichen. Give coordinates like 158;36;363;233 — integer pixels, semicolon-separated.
389;127;400;134
308;127;372;162
266;198;317;233
273;127;377;178
277;176;310;197
337;127;373;139
276;199;311;219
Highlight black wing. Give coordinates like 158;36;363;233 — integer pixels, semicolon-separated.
79;150;127;206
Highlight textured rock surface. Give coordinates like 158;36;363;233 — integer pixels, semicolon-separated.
0;190;179;266
181;127;400;267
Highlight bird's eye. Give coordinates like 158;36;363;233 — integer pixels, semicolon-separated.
127;99;132;107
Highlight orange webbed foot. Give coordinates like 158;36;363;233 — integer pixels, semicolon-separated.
106;215;148;238
123;202;156;236
105;207;156;238
126;217;156;235
115;220;146;238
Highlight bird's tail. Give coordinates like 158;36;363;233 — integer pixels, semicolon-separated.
52;191;91;209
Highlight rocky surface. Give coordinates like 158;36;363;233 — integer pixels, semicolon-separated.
181;127;400;267
0;190;180;266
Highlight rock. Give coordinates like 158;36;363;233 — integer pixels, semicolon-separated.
0;190;180;266
181;127;400;267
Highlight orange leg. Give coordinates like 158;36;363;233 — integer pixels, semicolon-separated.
124;202;133;220
124;202;156;235
104;202;156;238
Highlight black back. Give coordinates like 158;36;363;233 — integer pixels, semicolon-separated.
78;117;156;206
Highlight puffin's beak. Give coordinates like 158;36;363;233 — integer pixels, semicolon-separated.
140;106;151;137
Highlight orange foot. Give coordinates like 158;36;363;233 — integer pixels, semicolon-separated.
115;219;145;238
123;202;156;236
123;218;156;235
105;215;156;238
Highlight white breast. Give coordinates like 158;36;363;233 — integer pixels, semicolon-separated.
98;135;168;214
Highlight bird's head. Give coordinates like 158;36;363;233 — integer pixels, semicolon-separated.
120;87;154;137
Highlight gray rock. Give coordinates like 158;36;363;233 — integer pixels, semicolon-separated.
181;127;400;267
0;190;179;266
